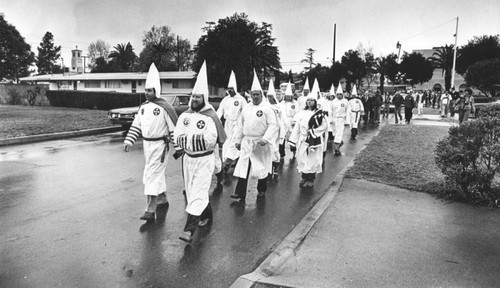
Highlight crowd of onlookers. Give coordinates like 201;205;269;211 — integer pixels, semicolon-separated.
353;87;476;125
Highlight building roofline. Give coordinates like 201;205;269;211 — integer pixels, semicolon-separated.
20;71;196;82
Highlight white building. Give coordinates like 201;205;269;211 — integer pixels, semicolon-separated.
19;71;196;95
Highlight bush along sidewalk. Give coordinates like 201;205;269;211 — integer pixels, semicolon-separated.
435;105;500;207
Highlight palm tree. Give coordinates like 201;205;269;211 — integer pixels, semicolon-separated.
374;53;398;93
108;42;137;72
429;45;454;91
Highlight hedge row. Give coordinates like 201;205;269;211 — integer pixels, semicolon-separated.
46;90;146;110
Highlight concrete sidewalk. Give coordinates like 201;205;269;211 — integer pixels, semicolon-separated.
241;178;500;288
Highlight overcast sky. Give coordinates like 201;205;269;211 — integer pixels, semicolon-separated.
2;0;499;72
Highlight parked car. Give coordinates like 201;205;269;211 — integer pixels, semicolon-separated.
108;94;222;130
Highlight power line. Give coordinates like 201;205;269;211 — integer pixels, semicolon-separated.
400;17;456;42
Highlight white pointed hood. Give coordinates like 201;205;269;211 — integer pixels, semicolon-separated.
307;78;319;101
227;70;237;91
303;77;310;91
251;69;263;93
351;85;358;96
145;63;161;97
285;81;293;96
329;84;335;95
312;79;320;99
336;84;343;95
192;60;209;104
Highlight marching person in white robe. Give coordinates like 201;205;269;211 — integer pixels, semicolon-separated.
278;82;298;159
348;85;365;140
289;91;328;188
124;63;178;223
173;61;226;243
330;84;351;156
297;77;310;110
230;70;279;201
217;70;247;168
312;79;330;155
326;84;336;142
266;78;287;174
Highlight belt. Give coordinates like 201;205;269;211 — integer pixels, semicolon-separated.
143;135;170;163
185;150;214;158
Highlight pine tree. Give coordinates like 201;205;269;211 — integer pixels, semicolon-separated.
36;32;61;74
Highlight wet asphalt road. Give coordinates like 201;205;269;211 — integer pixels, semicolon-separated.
0;124;380;288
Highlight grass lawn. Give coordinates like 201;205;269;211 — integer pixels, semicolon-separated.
346;123;450;196
0;105;117;139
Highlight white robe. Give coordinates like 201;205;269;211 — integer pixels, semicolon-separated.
330;98;351;144
289;110;328;174
173;108;218;216
233;101;279;179
270;104;287;162
216;94;247;161
348;97;365;129
124;102;175;196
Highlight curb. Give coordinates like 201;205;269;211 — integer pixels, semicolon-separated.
0;126;124;147
230;122;386;288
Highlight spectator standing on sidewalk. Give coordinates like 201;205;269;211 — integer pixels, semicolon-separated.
382;92;391;119
456;88;476;124
392;92;404;124
174;61;226;243
404;90;417;124
372;90;383;124
440;91;451;117
416;90;424;116
123;63;179;222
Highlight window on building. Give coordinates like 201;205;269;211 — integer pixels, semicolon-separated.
172;79;194;89
84;80;101;88
105;80;121;88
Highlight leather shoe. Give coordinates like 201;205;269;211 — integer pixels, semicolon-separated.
139;212;155;222
156;202;169;211
179;232;193;243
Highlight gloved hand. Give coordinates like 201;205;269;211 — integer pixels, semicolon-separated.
173;149;184;160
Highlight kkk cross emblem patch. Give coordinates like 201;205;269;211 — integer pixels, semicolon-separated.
256;110;263;117
153;108;160;116
197;120;205;129
341;104;345;108
234;101;239;106
291;105;295;109
183;118;190;126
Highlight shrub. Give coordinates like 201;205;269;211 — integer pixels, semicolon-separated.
46;90;146;110
478;102;500;119
26;87;41;106
7;89;22;105
435;118;500;206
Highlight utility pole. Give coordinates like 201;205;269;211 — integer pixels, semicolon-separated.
332;24;336;63
396;41;402;63
451;16;459;90
177;35;181;71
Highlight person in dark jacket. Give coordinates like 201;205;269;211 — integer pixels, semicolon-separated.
404;91;417;124
372;90;383;124
392;92;404;124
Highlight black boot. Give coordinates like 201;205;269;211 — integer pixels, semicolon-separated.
353;128;358;139
351;128;355;139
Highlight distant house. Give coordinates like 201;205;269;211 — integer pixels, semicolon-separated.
19;71;196;95
412;48;466;92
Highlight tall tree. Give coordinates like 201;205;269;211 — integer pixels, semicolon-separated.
138;25;179;71
193;13;281;91
457;34;500;75
301;48;316;71
384;53;401;85
331;61;347;87
399;52;434;86
341;49;366;91
465;59;500;97
429;45;454;91
304;64;334;92
88;40;110;69
363;52;377;87
36;31;61;75
0;14;35;82
108;42;137;72
173;36;192;71
374;53;399;93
